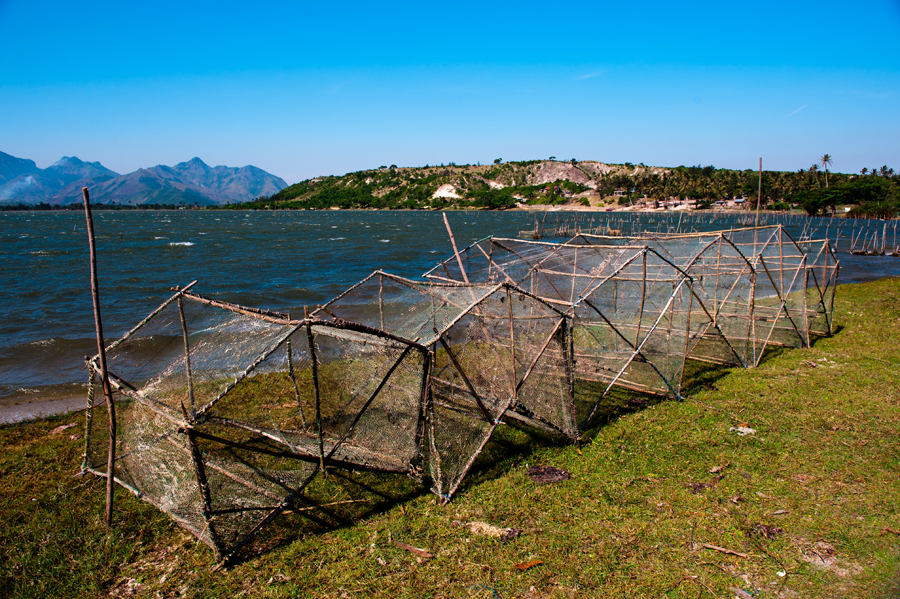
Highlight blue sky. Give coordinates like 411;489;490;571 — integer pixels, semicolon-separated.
1;0;898;184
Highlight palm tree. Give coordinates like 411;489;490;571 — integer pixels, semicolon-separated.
810;164;820;188
820;154;833;187
860;167;869;176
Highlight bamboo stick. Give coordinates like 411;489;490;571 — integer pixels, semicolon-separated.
82;187;116;527
178;296;196;413
443;212;470;284
80;367;96;472
285;338;307;428
411;351;432;475
506;287;517;401
305;307;326;474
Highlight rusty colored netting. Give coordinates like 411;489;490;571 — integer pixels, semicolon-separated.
83;225;837;564
424;225;839;387
425;239;712;424
84;290;433;563
576;225;839;364
84;275;573;563
313;271;575;496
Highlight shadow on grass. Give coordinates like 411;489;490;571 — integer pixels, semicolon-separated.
227;465;429;565
228;329;848;565
228;379;672;565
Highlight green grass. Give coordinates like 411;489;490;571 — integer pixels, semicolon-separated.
2;278;899;598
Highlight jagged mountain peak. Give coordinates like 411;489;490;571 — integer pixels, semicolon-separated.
0;150;287;206
171;157;215;174
0;151;40;185
47;156;118;177
51;156;86;166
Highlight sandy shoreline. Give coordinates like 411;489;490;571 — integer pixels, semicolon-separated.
0;384;88;424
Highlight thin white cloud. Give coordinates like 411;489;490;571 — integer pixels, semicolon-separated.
789;104;809;115
575;71;606;81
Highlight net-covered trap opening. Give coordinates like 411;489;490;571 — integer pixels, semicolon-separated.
315;271;577;497
797;238;839;337
725;226;811;355
425;225;838;422
86;288;433;563
427;240;705;426
558;225;837;367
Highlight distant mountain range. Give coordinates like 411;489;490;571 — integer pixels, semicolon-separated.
0;152;288;206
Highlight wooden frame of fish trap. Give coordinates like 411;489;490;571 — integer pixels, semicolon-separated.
424;225;839;414
574;224;839;364
82;273;575;564
425;238;720;428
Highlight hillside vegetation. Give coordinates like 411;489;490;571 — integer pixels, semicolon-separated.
235;160;900;218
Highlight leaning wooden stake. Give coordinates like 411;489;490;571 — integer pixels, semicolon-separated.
83;187;116;526
755;157;762;229
443;212;470;284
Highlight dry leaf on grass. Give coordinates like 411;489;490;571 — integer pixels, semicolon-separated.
394;542;432;559
515;560;543;571
686;482;711;494
50;423;78;435
686;475;724;494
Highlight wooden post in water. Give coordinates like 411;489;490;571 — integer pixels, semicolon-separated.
82;187;116;526
755;157;762;229
443;212;470;284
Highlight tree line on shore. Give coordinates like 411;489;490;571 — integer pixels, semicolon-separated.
229;159;899;218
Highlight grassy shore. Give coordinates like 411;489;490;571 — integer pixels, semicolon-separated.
2;278;899;598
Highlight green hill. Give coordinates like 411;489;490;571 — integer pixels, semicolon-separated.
232;160;900;217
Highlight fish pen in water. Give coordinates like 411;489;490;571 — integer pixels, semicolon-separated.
82;225;837;564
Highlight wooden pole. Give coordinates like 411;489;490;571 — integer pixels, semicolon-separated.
82;187;116;526
755;157;762;229
443;212;470;284
177;296;196;412
304;307;325;474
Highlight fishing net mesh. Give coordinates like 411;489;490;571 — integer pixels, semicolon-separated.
85;276;573;560
84;225;836;562
427;225;837;371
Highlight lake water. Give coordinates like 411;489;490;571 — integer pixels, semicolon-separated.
2;209;898;420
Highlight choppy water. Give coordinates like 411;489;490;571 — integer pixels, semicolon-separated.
1;209;898;408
